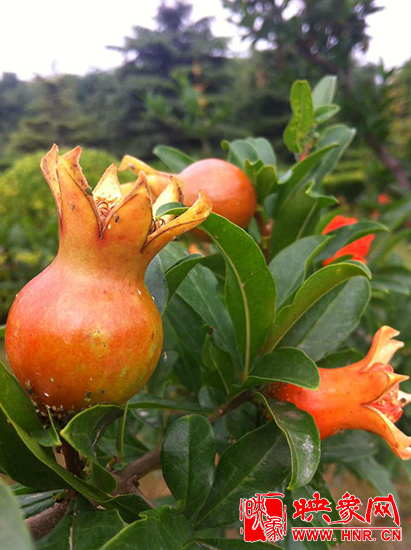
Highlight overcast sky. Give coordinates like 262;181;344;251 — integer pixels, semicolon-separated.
1;0;410;80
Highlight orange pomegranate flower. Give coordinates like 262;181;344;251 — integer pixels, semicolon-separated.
322;215;375;266
268;327;411;459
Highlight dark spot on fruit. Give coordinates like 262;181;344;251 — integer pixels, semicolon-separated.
101;390;105;394
86;391;92;398
115;215;120;223
71;204;75;211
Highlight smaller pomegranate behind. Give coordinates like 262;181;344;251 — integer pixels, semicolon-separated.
5;145;211;416
119;155;257;231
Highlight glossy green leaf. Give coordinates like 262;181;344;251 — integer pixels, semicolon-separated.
0;404;111;501
316;220;387;263
270;180;337;255
0;478;34;550
31;408;61;447
100;506;193;550
317;348;363;369
153;145;194;172
321;431;378;463
255;164;277;202
314;104;340;124
282;277;371;361
202;335;238;395
61;405;123;460
162;415;216;518
145;255;168;315
221;139;258;168
165;253;204;303
199;213;276;377
161;243;238;361
263;261;371;353
246;137;276;165
129;392;213;413
257;395;320;490
102;494;152;523
269;235;330;308
229;347;319;397
373;265;411;295
309;124;356;186
312;75;337;109
283;80;314;154
0;325;5;338
195;423;290;529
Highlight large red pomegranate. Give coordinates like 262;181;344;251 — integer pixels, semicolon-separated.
5;145;211;415
119;155;257;230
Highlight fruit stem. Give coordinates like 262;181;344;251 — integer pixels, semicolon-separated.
256;212;273;264
61;439;83;480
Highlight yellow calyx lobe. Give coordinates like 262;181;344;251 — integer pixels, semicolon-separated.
40;144;212;267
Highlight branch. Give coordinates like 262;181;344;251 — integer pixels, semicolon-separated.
26;500;69;541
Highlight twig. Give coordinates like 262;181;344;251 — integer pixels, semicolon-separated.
26;500;69;541
114;447;162;496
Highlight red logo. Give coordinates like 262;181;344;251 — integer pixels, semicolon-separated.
239;492;402;543
239;493;287;542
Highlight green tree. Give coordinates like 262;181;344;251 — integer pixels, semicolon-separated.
223;0;411;190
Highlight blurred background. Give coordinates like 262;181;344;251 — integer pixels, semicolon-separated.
1;0;411;324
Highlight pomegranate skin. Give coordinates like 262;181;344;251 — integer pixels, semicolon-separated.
5;145;212;415
178;159;257;229
6;261;162;415
120;156;257;230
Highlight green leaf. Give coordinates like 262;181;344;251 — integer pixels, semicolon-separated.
246;137;276;165
162;415;216;518
282;277;371;361
257;395;320;490
316;220;387;263
16;490;58;519
129;392;213;413
0;325;5;338
165;253;204;303
263;261;371;354
61;405;123;460
270;180;337;256
195;423;290;529
229;347;319;397
155;201;185;220
317;348;363;369
199;214;276;377
0;403;111;501
283;80;314;154
72;497;127;550
314;104;340;124
31;408;61;447
153;145;194;173
161;243;238;362
202;335;238;395
309;124;356;186
380;194;411;231
221;139;258;169
350;457;398;501
102;494;151;523
255;164;277;202
0;478;34;550
312;75;337;109
99;506;194;550
269;235;330;308
321;431;378;463
145;255;168;315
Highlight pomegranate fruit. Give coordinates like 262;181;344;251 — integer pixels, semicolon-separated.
5;145;211;415
267;326;411;459
119;155;257;230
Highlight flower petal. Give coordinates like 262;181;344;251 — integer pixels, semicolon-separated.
358;326;404;371
141;190;212;264
365;405;411;460
152;176;184;226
